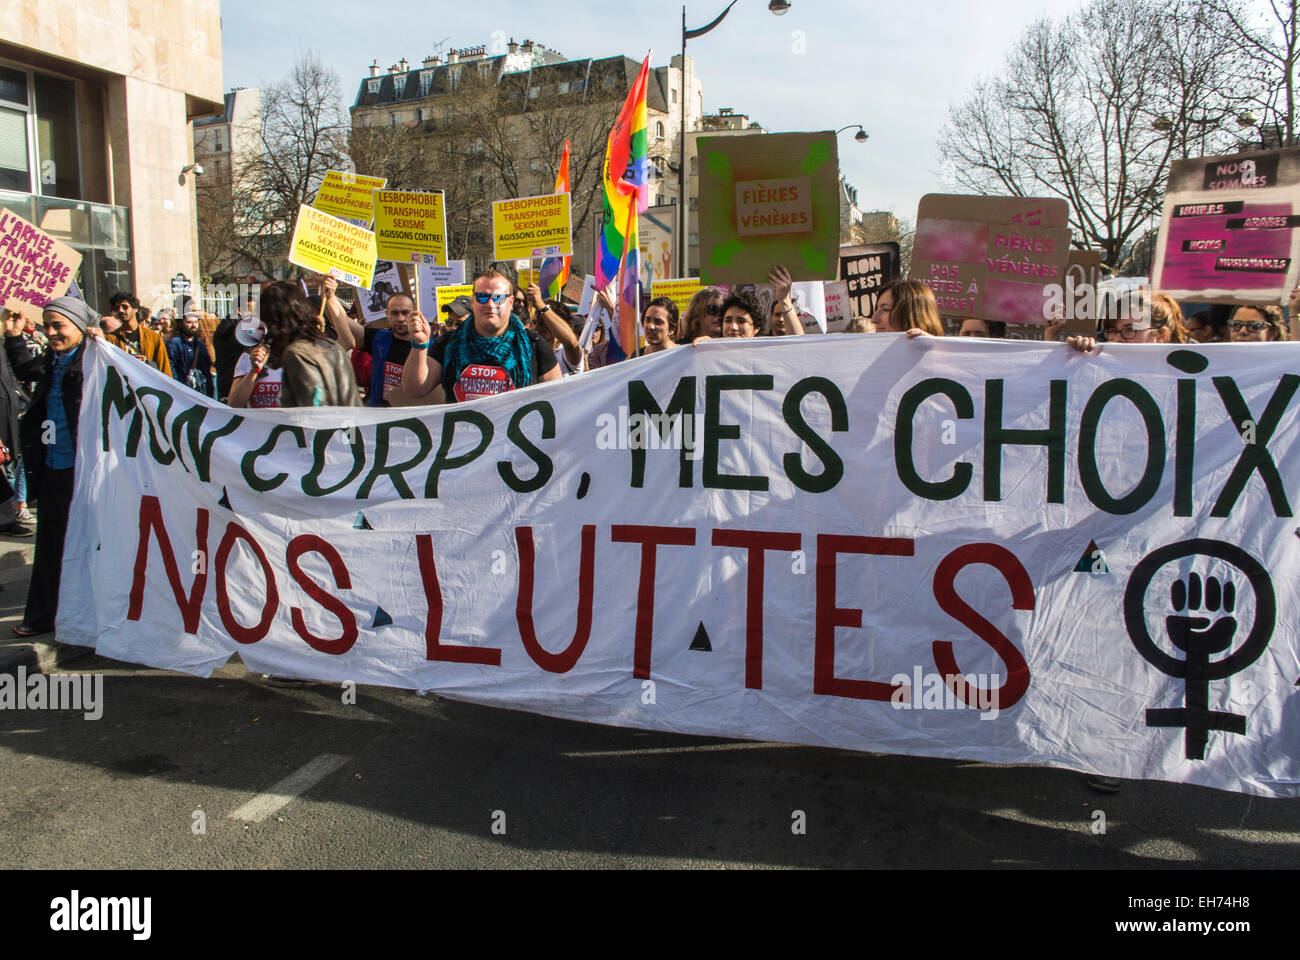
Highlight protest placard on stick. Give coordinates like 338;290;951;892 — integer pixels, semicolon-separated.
1152;147;1300;307
288;204;378;290
0;208;82;315
697;132;840;285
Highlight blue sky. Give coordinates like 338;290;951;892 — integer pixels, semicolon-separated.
219;0;1083;223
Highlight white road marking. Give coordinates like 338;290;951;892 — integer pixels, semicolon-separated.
227;753;350;823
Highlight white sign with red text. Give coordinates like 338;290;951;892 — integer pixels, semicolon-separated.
59;337;1300;797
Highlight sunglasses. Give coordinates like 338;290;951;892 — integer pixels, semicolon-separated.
1230;321;1271;333
473;292;510;305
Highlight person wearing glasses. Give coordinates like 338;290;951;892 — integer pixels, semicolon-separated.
403;268;560;403
1100;292;1187;344
679;286;726;342
1228;304;1287;342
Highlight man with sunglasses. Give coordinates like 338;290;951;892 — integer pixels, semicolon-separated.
334;288;424;406
403;268;560;403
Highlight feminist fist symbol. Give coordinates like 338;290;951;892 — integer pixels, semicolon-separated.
1123;540;1275;761
1166;572;1237;658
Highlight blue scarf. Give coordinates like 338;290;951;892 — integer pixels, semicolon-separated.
444;314;534;396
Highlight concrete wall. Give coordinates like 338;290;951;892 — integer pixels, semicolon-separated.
5;0;223;307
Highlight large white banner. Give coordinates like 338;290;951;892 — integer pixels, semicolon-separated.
62;337;1300;797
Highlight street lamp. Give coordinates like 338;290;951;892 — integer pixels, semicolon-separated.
680;1;791;275
836;124;869;143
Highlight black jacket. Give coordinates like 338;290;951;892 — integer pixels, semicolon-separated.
5;334;83;502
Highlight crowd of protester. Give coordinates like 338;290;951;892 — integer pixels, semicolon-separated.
0;264;1291;662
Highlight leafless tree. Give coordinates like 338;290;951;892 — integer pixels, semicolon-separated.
938;0;1242;268
1208;0;1300;146
215;53;351;280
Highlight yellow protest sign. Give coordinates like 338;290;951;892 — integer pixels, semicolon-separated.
373;190;448;264
288;204;378;289
492;194;572;261
312;171;387;226
435;283;474;314
0;207;82;315
651;278;707;314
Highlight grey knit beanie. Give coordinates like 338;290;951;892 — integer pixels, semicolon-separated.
43;296;99;332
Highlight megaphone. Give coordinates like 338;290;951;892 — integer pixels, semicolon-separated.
235;315;266;347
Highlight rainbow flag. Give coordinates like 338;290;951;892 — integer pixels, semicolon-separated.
595;55;651;293
538;140;571;300
606;202;640;363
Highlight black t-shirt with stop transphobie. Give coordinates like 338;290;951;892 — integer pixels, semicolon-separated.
429;324;557;403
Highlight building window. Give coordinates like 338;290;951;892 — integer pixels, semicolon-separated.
688;233;699;247
671;87;677;104
367;79;380;94
690;155;698;176
0;107;29;192
448;66;462;91
213;131;222;152
416;108;423;123
557;81;569;95
0;67;81;200
689;196;698;211
655;121;664;141
479;61;494;79
419;69;433;96
528;86;541;99
390;113;398;128
571;79;584;93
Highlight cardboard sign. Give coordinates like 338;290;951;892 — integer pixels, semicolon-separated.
435;283;474;315
651;278;707;315
0;208;82;314
312;171;387;226
288;204;378;290
356;260;412;326
1152;147;1300;306
735;177;813;237
562;274;586;303
838;243;900;318
1059;249;1106;337
822;280;853;332
697;132;840;285
909;194;1072;326
415;260;466;317
492;194;573;262
372;190;448;265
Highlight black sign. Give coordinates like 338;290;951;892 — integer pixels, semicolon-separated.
171;273;191;295
838;243;899;318
1203;154;1279;190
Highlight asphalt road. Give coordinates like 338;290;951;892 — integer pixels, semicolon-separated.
1;651;1296;870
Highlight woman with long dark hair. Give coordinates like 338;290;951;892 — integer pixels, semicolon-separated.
260;281;360;407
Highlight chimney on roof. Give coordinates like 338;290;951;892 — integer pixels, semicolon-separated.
508;38;518;54
399;58;409;72
719;107;733;114
423;55;440;67
522;39;533;52
388;63;400;74
369;60;380;78
447;50;459;63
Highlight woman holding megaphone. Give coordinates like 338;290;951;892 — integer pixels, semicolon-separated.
226;313;282;409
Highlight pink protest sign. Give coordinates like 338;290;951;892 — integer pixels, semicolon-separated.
1152;148;1300;306
908;194;1072;326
